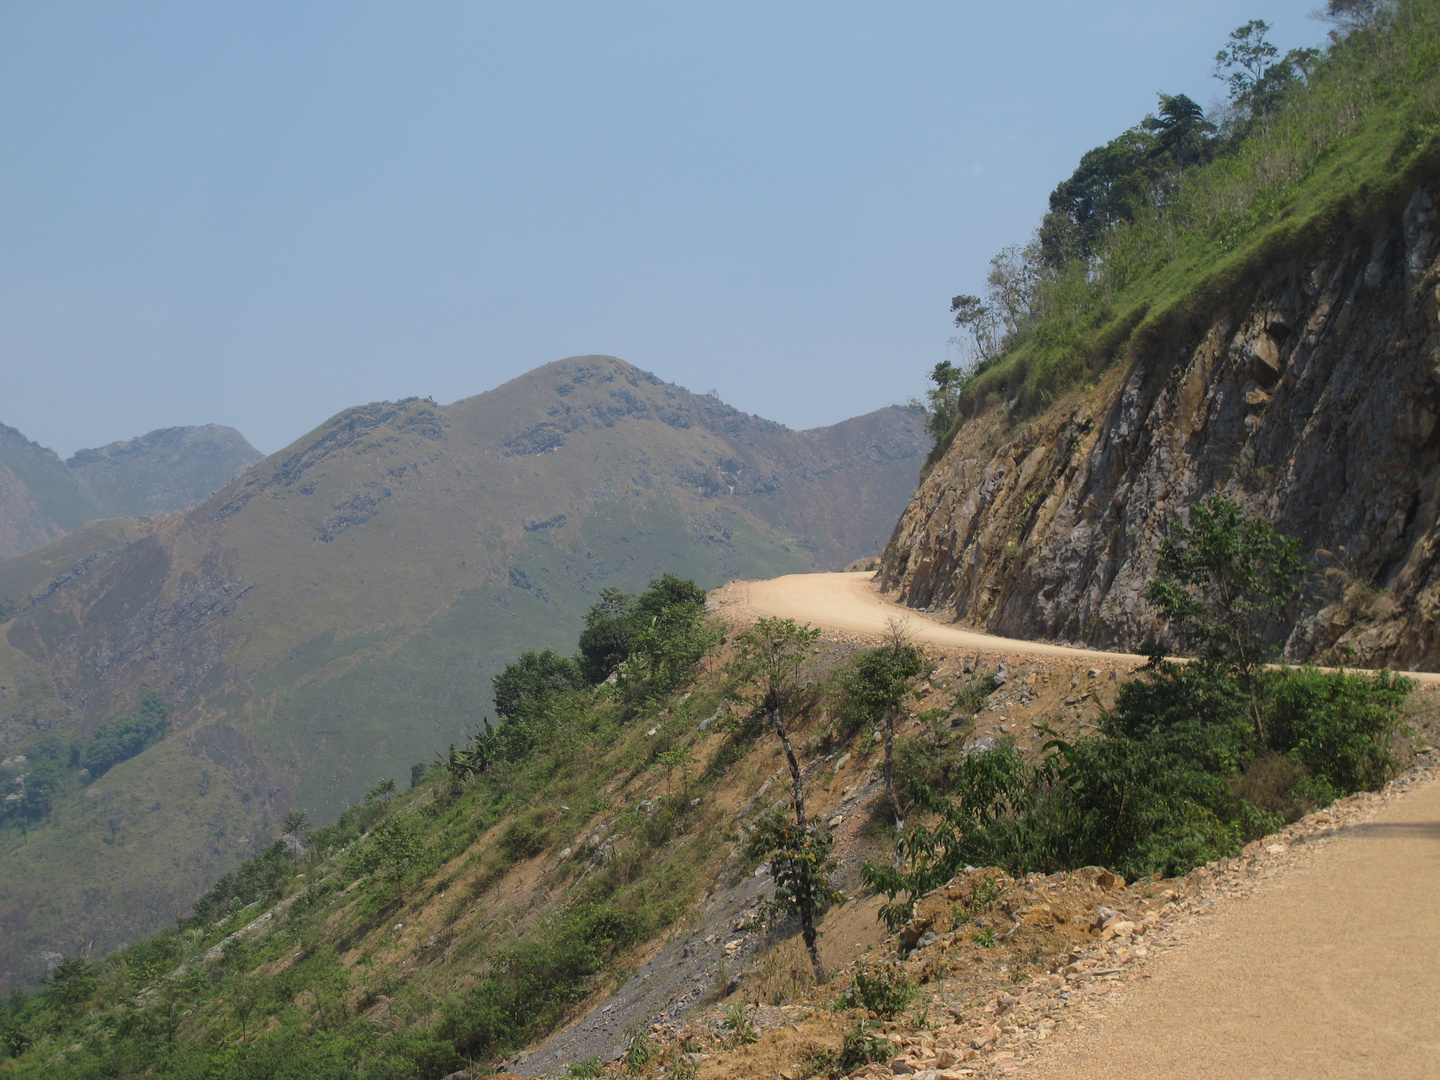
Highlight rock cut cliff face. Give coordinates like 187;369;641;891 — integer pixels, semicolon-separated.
880;180;1440;671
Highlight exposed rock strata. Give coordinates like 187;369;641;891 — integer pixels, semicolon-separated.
881;182;1440;670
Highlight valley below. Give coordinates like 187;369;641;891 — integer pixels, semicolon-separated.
0;356;929;989
2;6;1439;1076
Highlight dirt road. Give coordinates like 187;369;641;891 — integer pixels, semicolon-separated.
715;571;1148;664
716;571;1440;685
719;571;1440;1077
1027;773;1440;1079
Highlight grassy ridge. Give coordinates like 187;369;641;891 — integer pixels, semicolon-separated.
944;0;1440;445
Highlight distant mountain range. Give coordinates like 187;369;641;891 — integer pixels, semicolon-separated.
0;422;263;559
0;355;925;987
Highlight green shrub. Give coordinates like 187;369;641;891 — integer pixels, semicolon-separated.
839;643;925;737
839;964;914;1020
1266;667;1408;795
576;575;709;687
864;658;1413;914
951;671;995;717
721;1003;758;1045
499;809;554;862
440;902;641;1063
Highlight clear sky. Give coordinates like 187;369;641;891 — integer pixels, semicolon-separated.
2;1;1328;458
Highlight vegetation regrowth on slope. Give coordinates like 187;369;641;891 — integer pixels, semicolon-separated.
920;0;1440;468
0;692;172;827
0;499;1419;1078
863;500;1411;926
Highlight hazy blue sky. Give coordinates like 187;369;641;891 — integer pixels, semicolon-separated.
3;1;1327;457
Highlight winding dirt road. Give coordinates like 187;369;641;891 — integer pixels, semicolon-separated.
715;571;1147;665
720;570;1440;1077
716;570;1440;685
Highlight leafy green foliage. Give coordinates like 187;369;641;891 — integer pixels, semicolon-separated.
439;902;642;1062
721;1003;758;1045
953;876;1005;924
730;618;822;723
839;964;914;1020
838;1020;890;1072
1;693;172;824
920;360;975;444
82;691;171;779
0;565;733;1077
493;649;584;721
1267;667;1408;797
1039;127;1161;268
576;574;708;685
41;959;98;1015
745;810;840;922
932;2;1440;444
1141;93;1217;171
728;617;831;978
1146;498;1304;684
487;576;715;766
841;642;925;736
866;506;1409;919
863;740;1044;929
439;726;498;785
188;840;299;925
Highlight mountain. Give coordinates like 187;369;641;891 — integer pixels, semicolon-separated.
0;422;262;560
0;426;97;559
0;355;925;988
880;10;1440;670
66;424;264;520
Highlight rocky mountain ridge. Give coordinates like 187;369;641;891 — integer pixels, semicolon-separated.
880;178;1440;670
0;421;262;560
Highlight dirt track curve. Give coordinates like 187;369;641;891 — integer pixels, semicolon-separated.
722;571;1440;1077
719;571;1440;686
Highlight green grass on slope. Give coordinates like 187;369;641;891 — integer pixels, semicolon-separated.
249;492;812;823
0;487;813;991
0;615;750;1078
0;739;259;989
0;584;1418;1078
947;0;1440;440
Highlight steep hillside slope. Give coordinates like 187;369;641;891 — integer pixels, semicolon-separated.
881;175;1440;669
0;425;97;559
881;0;1440;668
0;422;262;559
1;577;1429;1080
0;356;925;988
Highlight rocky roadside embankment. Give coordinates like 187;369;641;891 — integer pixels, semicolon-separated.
880;183;1440;673
520;744;1437;1080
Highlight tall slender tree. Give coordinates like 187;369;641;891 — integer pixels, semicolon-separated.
729;617;830;981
